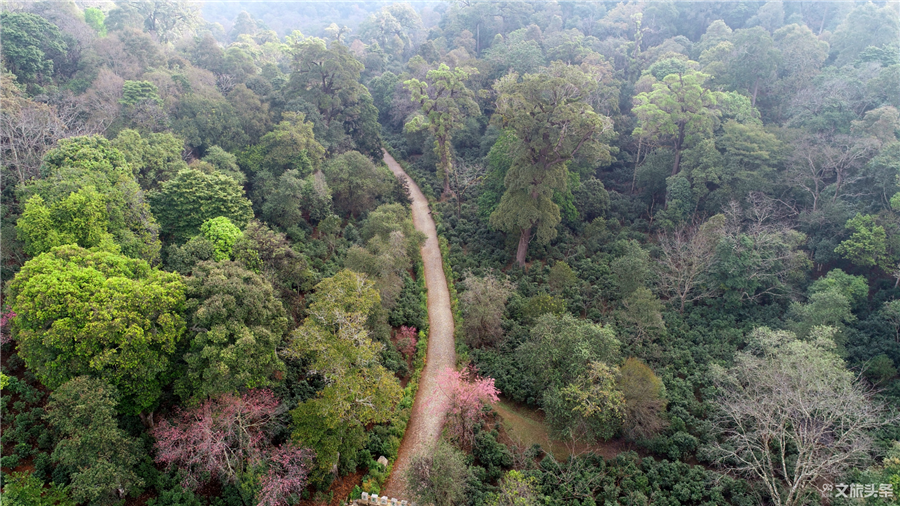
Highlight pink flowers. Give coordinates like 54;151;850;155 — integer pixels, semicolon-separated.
435;366;500;449
397;326;418;360
152;389;314;506
0;310;16;345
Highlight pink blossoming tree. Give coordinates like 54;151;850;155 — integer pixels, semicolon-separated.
152;389;314;506
435;366;500;449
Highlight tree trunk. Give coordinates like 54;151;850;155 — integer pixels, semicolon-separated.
139;411;155;429
672;124;685;176
444;172;451;196
516;227;531;267
751;77;760;108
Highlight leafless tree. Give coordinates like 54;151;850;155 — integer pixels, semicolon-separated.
459;271;515;347
706;327;896;506
449;159;485;217
654;215;724;313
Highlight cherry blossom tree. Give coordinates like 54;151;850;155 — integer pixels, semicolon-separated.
152;389;315;506
397;326;418;360
434;366;500;449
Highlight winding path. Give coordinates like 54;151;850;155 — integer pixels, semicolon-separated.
381;150;456;498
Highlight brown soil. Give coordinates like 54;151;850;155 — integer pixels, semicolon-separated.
380;151;456;499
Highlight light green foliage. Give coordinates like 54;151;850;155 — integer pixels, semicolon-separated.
489;61;614;265
519;313;620;395
404;63;479;194
618;287;666;343
322;151;392;217
177;261;288;402
835;214;893;272
120;80;162;106
1;471;75;506
106;0;201;44
865;353;898;387
21;135;161;262
83;7;107;36
487;470;541;506
17;188;113;256
610;239;652;297
553;361;625;441
0;12;67;85
632;69;720;176
150;168;253;243
548;261;577;293
809;269;869;309
830;2;900;67
287;270;402;482
112;129;189;190
46;377;143;505
617;358;667;439
7;245;185;414
520;294;566;323
199;216;242;261
347;204;423;310
201;145;245;185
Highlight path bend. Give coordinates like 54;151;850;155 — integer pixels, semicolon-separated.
381;150;456;498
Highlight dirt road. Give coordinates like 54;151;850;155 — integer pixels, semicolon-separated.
381;151;456;498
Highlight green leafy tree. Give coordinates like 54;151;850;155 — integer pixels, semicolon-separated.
835;213;894;273
177;261;288;402
287;270;402;483
150;168;253;243
1;472;75;506
201;145;245;185
617;358;667;440
489;62;615;266
460;273;515;348
20;135;161;262
111;129;188;190
518;313;619;417
84;7;107;36
199;216;242;261
171;95;247;154
321;150;391;217
242;111;324;207
487;470;541;506
46;377;143;505
16;187;113;256
550;361;625;441
7;246;185;415
632;69;720;176
0;12;67;86
287;38;381;156
107;0;201;44
404;63;480;195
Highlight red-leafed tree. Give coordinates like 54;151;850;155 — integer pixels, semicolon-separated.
397;325;418;360
152;389;315;506
435;366;500;449
257;442;315;506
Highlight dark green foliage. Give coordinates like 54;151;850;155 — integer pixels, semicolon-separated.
150;169;253;243
46;377;144;505
473;430;513;482
177;261;289;402
389;272;427;329
0;12;67;86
